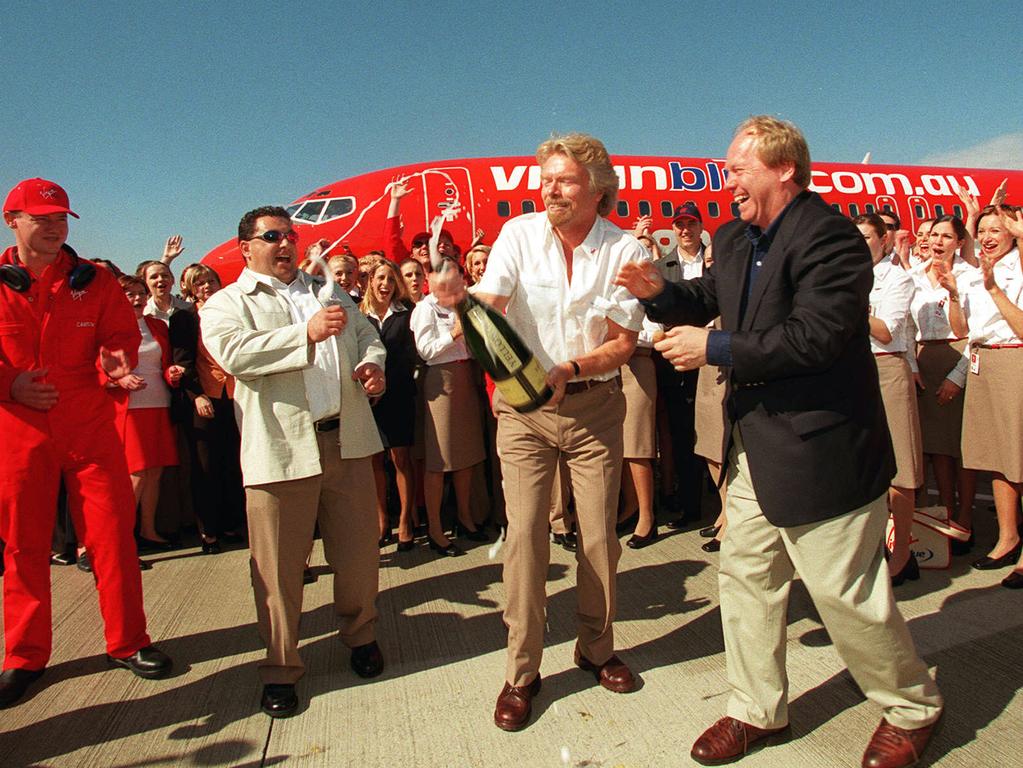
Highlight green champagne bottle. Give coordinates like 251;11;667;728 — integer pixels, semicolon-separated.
457;293;553;412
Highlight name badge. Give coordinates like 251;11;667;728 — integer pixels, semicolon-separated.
970;349;980;375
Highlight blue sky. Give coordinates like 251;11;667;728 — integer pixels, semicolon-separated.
2;1;1020;273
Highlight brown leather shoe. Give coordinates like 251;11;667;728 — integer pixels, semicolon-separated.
691;716;790;765
493;675;541;731
575;651;636;693
861;717;939;768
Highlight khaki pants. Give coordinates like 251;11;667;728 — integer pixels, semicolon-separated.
245;430;379;684
495;379;625;687
721;428;943;730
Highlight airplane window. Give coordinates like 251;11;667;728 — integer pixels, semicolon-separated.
883;204;893;213
953;205;963;218
497;201;510;218
616;201;629;217
708;202;720;218
864;203;875;213
521;200;535;214
831;204;842;212
638;201;651;216
661;201;674;217
731;202;741;218
849;203;859;217
321;198;355;221
934;204;945;217
285;204;300;217
914;204;924;218
293;200;325;223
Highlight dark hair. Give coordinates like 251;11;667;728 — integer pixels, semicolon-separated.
238;205;292;242
92;259;124;278
134;258;158;277
852;212;887;239
930;214;967;241
118;274;147;294
878;210;900;229
399;257;423;273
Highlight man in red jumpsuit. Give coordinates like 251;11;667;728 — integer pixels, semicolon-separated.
0;178;172;709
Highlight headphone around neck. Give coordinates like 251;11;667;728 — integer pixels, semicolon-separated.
0;245;96;293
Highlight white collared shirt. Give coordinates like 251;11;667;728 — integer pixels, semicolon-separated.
410;293;471;365
958;248;1023;345
243;267;341;422
910;258;972;342
144;293;193;324
476;213;647;381
676;247;705;281
869;254;914;354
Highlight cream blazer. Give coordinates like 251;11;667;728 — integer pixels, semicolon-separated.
199;269;385;486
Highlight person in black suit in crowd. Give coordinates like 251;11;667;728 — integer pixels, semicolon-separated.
616;116;942;768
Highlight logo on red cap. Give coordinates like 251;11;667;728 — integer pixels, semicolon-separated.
3;178;79;218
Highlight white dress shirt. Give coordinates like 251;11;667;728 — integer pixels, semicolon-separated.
410;293;471;365
144;294;193;324
910;260;972;387
476;213;647;381
958;248;1023;345
244;268;341;422
869;254;914;355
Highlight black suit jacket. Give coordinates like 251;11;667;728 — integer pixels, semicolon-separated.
644;190;895;526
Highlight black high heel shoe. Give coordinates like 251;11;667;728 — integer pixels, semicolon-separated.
891;554;920;586
454;522;489;542
950;531;974;556
626;527;658;549
396;539;415;552
699;525;721;539
701;538;721;553
972;540;1022;570
201;538;222;555
428;536;463;557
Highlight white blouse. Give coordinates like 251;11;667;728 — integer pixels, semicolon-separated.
958;248;1023;346
410;293;471;365
869;255;915;355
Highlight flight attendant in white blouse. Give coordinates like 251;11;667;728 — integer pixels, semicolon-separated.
910;216;976;548
947;205;1023;588
857;213;923;587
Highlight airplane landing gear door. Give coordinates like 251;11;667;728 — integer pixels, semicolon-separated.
419;167;476;252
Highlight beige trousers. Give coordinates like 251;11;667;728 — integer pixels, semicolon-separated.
721;428;943;730
245;430;379;684
495;379;625;687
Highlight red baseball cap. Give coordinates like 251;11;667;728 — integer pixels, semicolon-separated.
3;178;79;218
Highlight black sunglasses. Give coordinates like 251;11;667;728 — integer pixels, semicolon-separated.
248;229;299;244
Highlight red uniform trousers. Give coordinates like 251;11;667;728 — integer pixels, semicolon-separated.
1;399;151;670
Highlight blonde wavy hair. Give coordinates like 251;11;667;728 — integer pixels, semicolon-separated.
536;133;619;217
735;116;812;188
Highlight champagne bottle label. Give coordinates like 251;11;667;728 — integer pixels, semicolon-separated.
466;305;523;372
495;355;549;410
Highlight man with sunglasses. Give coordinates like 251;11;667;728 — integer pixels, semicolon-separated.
200;206;387;718
0;178;172;709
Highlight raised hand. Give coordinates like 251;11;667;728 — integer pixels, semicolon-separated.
389;176;412;200
989;178;1008;207
998;205;1023;240
11;369;58;410
632;215;653;237
162;235;185;263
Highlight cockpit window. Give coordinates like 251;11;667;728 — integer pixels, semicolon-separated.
293;200;325;223
285;204;300;217
322;198;355;221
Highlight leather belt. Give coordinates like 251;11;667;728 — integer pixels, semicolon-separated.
314;416;340;433
564;374;621;395
919;338;964;345
873;351;904;357
977;343;1023;349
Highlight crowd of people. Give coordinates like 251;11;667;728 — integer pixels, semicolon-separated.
2;117;1021;767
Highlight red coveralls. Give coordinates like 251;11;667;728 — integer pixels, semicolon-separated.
0;246;151;670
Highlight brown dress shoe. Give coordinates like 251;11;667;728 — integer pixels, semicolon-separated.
494;675;541;731
575;652;636;693
691;716;790;765
861;717;939;768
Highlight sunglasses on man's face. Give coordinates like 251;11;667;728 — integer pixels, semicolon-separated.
249;229;299;244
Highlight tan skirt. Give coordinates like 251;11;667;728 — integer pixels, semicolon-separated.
916;339;967;458
875;354;924;488
694;365;727;464
423;360;486;472
622;351;656;459
962;346;1023;482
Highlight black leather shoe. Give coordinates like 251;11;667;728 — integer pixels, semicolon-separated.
50;551;76;566
552;532;577;552
350;641;385;678
1002;571;1023;589
699;525;721;539
201;539;222;555
106;645;172;679
627;527;658;549
891;554;920;587
0;668;44;709
77;552;92;573
615;512;637;534
378;531;395;548
261;683;298;718
665;516;691;531
972;540;1022;570
701;538;721;553
428;536;463;557
396;538;415;552
950;533;974;556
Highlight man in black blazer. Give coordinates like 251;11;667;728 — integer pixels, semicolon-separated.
616;117;942;768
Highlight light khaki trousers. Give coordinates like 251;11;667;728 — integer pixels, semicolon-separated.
721;428;943;730
245;430;379;684
495;380;625;687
